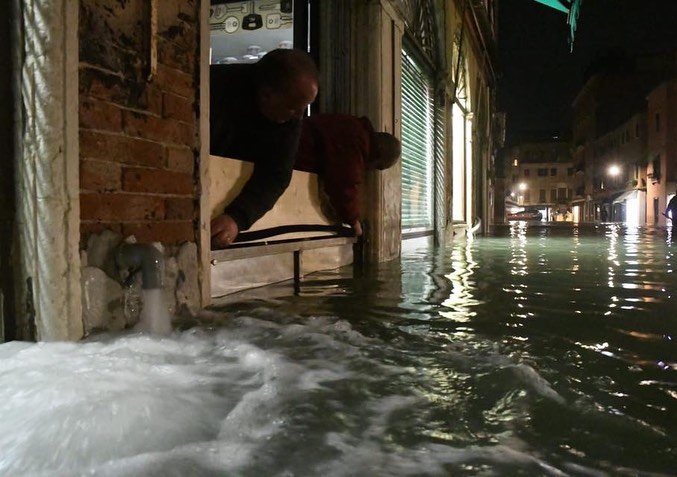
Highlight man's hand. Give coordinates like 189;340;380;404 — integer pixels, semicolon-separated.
211;214;240;248
351;220;363;237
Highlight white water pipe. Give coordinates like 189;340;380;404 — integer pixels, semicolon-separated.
116;243;164;290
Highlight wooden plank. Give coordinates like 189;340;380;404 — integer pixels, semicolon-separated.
210;236;357;263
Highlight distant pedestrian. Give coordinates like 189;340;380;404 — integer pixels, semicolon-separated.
665;189;677;224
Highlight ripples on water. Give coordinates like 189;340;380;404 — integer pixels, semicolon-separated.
0;224;675;476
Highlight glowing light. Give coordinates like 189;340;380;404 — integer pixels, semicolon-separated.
608;164;621;176
626;194;640;225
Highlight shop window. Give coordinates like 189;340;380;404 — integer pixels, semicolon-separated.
210;1;298;65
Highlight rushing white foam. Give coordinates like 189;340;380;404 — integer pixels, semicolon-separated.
0;310;655;476
0;317;371;476
135;288;172;335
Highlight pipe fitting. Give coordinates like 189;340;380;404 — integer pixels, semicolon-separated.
116;243;165;290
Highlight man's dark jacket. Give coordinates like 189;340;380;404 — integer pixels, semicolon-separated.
210;63;302;231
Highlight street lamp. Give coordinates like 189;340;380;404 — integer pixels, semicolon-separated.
608;164;621;177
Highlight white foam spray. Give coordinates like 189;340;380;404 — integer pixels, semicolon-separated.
135;288;172;335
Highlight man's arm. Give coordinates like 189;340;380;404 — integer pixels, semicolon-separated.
221;119;302;233
224;156;295;231
211;159;294;249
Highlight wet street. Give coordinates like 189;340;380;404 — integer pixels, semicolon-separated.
0;223;675;476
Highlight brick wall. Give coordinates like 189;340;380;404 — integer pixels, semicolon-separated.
79;0;200;245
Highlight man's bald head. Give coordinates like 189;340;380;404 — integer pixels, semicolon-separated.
256;49;319;123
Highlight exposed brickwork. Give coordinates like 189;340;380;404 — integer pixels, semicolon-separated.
80;159;121;192
121;167;194;195
80;131;165;168
166;146;195;174
80;222;123;238
123;110;195;145
165;197;195;220
81;193;165;222
155;64;195;100
79;68;163;114
79;98;123;132
122;221;194;244
79;0;199;246
163;92;195;124
159;38;195;72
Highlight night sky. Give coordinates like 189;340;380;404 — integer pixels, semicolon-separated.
497;0;677;143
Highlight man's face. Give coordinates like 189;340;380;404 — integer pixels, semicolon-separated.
259;75;318;123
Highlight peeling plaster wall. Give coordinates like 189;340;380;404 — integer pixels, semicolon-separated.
78;0;202;331
14;0;82;341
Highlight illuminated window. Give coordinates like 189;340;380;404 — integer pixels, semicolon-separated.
210;1;296;65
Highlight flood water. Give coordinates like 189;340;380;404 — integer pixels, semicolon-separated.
0;223;675;476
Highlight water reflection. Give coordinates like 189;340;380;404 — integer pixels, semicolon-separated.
440;240;480;322
3;224;676;475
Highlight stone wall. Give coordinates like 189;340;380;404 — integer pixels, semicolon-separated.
81;231;200;335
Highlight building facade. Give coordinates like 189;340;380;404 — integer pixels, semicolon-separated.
571;51;677;224
590;113;647;224
501;139;574;221
2;0;499;341
646;78;677;226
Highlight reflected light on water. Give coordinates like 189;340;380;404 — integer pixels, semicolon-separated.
606;224;619;288
441;242;480;322
509;223;529;279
